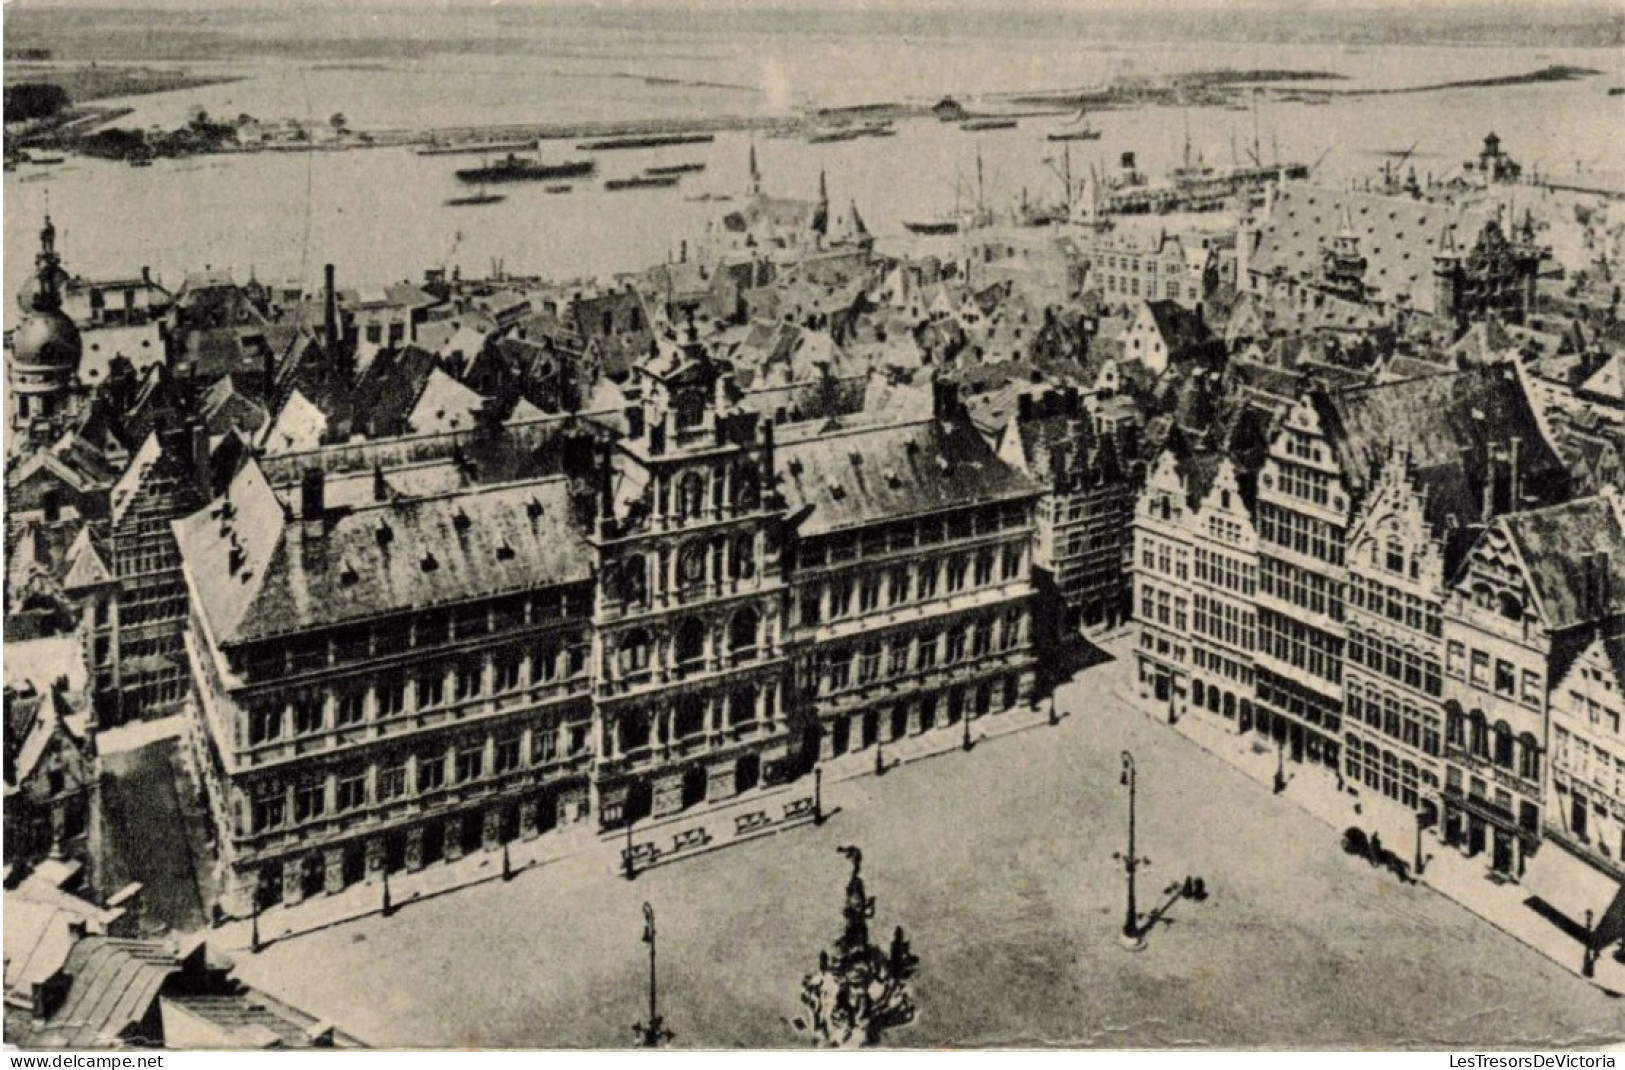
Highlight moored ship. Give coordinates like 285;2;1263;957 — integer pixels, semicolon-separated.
455;153;596;184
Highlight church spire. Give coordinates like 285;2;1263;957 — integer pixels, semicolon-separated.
747;141;761;197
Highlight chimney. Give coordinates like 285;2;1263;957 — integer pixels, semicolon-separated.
1600;552;1614;618
324;263;339;354
1509;435;1522;507
372;464;388;503
762;419;776;487
190;419;211;502
141;265;151;286
596;442;614;525
300;467;326;540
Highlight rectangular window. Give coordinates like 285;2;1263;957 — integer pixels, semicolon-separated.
1521;670;1542;708
946;556;969;593
495;735;521;774
418;673;445;709
917;565;939;600
377;677;405;717
336;690;366;728
378;763;407;801
251;795;285;832
417;752;445;793
336;773;366;812
533;725;558;764
249;705;282;745
294;782;326;823
293;695;324;736
532;646;558;683
1470;650;1490;689
830;579;853;618
1494;659;1517;698
859;574;882;613
456;746;483;784
917;635;939;670
947;628;968;664
456;664;484;701
801;592;822;626
888;567;909;606
495;657;522;693
1447;641;1466;679
889;640;910;677
1002;545;1022;581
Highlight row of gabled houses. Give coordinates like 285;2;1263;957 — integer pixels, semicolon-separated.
1131;357;1625;895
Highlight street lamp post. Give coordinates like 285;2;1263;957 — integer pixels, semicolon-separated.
623;816;638;881
1048;694;1060;727
633;902;673;1047
381;867;393;918
1116;751;1148;951
1583;909;1597;979
962;706;974;752
249;894;262;954
1273;734;1287;795
1414;812;1426;877
875;727;887;777
813;766;824;825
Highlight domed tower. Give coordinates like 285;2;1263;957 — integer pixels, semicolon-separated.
9;215;82;439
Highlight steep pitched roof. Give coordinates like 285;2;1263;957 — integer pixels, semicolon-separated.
776;415;1042;538
1500;494;1625;631
34;937;180;1048
1317;364;1566;504
176;463;593;645
1252;185;1460;315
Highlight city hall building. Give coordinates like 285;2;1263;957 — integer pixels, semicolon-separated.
176;329;1041;916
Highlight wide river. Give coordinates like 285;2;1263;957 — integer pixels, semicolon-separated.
5;29;1623;327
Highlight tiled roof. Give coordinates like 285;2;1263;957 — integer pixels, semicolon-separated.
1318;364;1566;503
776;415;1042;538
36;937;179;1048
1255;186;1447;313
1501;494;1625;631
176;462;593;645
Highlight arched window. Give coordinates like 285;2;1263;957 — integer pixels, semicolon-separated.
730;533;756;580
1518;732;1541;782
1497;591;1523;621
678;541;708;587
1471;583;1496;611
619;629;652;679
1493;721;1514;769
674;618;706;671
1468;711;1488;758
678;472;706;519
619;555;648;607
733;464;761;510
728;607;760;657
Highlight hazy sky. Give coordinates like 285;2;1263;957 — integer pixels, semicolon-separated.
7;0;1618;11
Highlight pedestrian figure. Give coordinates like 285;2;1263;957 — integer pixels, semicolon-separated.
1192;878;1207;901
1369;831;1384;865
